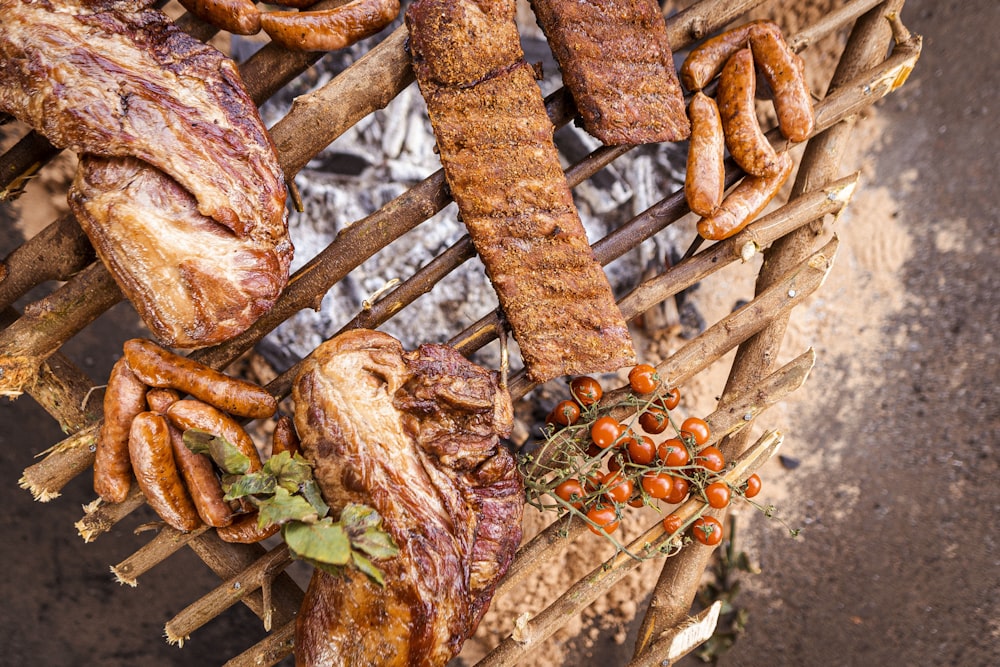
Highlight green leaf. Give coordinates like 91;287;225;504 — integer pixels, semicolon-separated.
341;502;381;532
257;486;321;527
351;551;386;587
223;470;276;501
283;518;351;566
183;428;250;475
266;451;315;490
340;502;399;559
298;479;330;518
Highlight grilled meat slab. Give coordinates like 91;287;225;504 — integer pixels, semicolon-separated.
292;330;523;666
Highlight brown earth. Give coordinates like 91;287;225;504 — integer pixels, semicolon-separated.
1;0;997;666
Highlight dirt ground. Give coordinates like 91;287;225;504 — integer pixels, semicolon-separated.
1;0;997;666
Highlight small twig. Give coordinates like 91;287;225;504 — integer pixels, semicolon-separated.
222;620;296;667
112;525;210;587
75;487;146;542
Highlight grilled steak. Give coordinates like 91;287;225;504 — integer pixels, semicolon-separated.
292;329;523;666
528;0;690;145
0;0;291;347
406;0;636;383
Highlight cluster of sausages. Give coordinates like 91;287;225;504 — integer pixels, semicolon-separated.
93;338;298;543
680;21;815;240
179;0;400;51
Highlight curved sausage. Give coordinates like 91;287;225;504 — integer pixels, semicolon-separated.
679;21;761;92
176;0;262;36
216;511;280;543
697;150;793;240
717;47;782;178
749;23;814;142
123;338;277;420
271;414;301;457
129;412;202;532
93;358;147;503
685;92;727;217
165;399;264;474
259;0;400;52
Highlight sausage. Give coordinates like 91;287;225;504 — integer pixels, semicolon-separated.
122;338;277;420
259;0;400;52
128;412;202;532
93;358;147;503
679;21;760;92
697;150;793;240
749;23;814;142
271;414;301;457
216;511;280;544
685;92;727;217
165;399;264;474
176;0;262;36
717;47;783;178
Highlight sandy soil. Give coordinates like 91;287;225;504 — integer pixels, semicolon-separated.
1;0;997;666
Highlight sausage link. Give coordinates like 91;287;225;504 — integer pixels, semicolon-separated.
717;47;782;178
749;23;814;142
685;92;727;217
123;338;277;420
128;412;202;532
679;21;760;91
93;358;147;503
260;0;399;52
697;150;793;240
165;399;264;473
271;414;301;457
216;511;280;544
176;0;262;36
145;387;180;415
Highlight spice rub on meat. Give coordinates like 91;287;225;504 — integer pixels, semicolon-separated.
292;330;523;667
406;0;636;383
528;0;690;146
0;0;291;348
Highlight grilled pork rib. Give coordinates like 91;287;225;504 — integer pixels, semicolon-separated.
406;0;636;383
0;0;291;347
292;330;523;666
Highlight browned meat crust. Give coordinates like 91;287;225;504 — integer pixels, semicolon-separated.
406;0;635;383
292;330;522;667
0;0;291;348
528;0;690;145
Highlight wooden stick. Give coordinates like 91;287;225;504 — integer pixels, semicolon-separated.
223;620;295;667
19;423;99;502
112;525;211;587
75;487;146;543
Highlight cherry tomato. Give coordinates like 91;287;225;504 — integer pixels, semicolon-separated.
657;387;681;411
607;453;624;472
665;476;690;504
617;428;639;451
627;435;657;465
570;376;603;406
590;416;623;449
628;493;646;508
695;445;726;473
743;473;762;499
600;470;633;505
691;515;724;546
641;472;673;499
638;406;670;434
657;437;691;468
681;417;711;446
628;364;660;394
704;481;731;509
553;478;586;510
662;513;684;535
547;400;581;427
586;505;619;535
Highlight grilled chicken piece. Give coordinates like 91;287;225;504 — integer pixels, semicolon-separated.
0;0;291;347
406;0;635;383
292;330;523;666
528;0;690;145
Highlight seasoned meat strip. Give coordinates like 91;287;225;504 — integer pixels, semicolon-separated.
0;0;291;347
292;330;522;666
528;0;690;145
406;0;635;383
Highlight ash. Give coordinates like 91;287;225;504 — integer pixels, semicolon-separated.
246;20;688;375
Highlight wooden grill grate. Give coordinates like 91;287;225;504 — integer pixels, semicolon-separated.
0;0;921;664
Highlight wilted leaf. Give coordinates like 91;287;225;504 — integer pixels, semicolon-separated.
283;518;351;566
183;429;250;475
266;451;315;491
298;479;329;518
257;486;320;527
223;470;276;501
350;551;386;587
340;503;398;560
341;503;381;533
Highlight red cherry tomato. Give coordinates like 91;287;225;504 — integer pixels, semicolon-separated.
607;453;624;472
638;406;670;434
627;435;657;465
681;417;711;446
691;515;724;546
704;481;732;509
590;416;623;450
586;505;619;535
657;387;681;411
662;513;684;535
640;472;673;499
665;476;690;504
657;437;691;468
617;429;639;451
628;364;660;394
547;399;581;427
553;478;586;510
570;376;603;406
695;445;726;473
743;473;762;498
600;470;633;505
